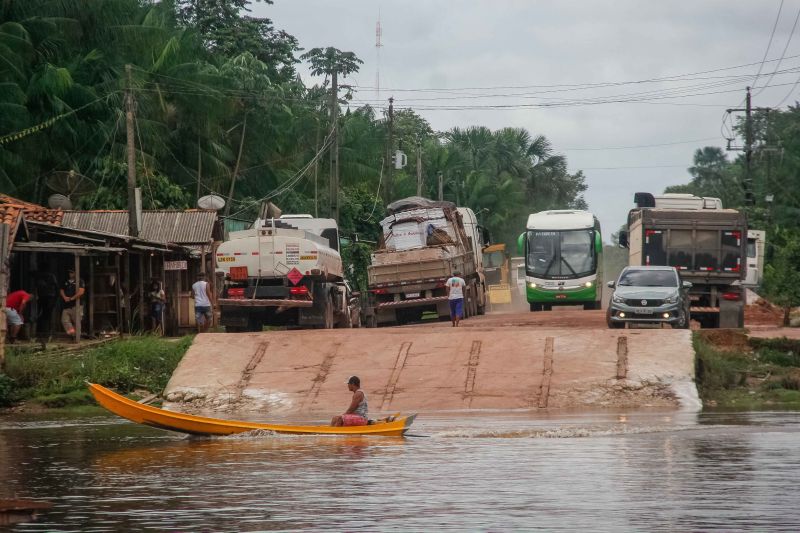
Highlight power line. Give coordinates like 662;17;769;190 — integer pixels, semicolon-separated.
560;137;721;151
756;4;800;95
579;164;688;170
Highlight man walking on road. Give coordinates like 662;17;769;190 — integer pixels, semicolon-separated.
446;270;467;327
191;273;214;333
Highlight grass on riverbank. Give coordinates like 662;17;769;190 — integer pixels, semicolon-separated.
0;336;192;408
695;330;800;409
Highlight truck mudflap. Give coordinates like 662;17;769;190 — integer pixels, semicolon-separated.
218;298;314;308
375;295;449;309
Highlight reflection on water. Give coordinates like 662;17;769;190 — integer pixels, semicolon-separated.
1;409;799;531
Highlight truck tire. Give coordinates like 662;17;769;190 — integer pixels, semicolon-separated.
322;295;334;329
530;303;542;312
366;314;377;328
477;285;486;315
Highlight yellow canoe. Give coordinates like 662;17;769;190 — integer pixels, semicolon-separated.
87;383;417;437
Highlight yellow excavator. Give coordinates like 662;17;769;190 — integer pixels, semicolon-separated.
482;243;512;307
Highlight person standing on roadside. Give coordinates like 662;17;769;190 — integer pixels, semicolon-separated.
446;270;467;327
191;273;214;333
148;279;166;334
60;268;84;337
4;289;32;343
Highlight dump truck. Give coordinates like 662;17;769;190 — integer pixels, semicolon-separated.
619;193;747;328
482;243;513;307
216;215;359;331
364;197;488;326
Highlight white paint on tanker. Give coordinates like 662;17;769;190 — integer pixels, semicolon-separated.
216;216;344;281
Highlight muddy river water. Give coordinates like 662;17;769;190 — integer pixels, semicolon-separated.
1;409;799;531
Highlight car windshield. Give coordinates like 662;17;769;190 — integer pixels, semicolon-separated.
618;269;678;287
527;229;594;278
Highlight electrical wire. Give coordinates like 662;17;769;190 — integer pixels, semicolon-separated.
560;137;721;151
756;4;800;95
753;0;786;88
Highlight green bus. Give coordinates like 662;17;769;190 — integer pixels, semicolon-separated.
517;210;603;311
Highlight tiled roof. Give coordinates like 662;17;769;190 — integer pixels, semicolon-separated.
24;209;64;224
0;194;46;211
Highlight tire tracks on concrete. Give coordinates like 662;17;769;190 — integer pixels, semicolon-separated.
233;341;269;404
303;342;340;410
380;341;412;409
537;337;555;408
463;340;482;407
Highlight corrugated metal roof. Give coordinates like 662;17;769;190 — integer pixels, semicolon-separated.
59;210;217;244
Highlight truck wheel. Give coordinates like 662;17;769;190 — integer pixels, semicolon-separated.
530;303;542;312
477;286;486;315
543;304;553;311
366;315;377;328
322;295;334;329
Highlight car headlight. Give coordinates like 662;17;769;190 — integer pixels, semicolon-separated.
527;282;537;289
584;281;593;288
612;293;625;303
665;294;678;304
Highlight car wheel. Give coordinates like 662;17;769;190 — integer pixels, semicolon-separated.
608;321;625;329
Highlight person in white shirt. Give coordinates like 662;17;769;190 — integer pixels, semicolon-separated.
191;273;214;333
446;270;467;327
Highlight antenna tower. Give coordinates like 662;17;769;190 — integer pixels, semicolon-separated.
375;11;383;99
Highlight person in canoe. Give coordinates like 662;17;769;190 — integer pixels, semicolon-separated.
331;376;368;427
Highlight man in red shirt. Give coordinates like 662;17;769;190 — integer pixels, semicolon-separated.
5;289;31;343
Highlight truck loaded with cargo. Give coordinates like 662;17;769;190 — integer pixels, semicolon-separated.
364;197;488;327
215;215;359;331
618;193;747;328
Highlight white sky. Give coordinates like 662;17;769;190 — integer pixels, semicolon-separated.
258;0;799;239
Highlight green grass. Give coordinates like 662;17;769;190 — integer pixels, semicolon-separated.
695;332;800;409
1;335;193;407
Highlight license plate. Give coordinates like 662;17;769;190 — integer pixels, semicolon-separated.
405;292;421;299
555;294;567;299
635;309;653;314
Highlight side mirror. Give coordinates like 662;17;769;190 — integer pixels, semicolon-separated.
682;281;692;289
517;232;525;255
607;281;616;288
618;231;629;248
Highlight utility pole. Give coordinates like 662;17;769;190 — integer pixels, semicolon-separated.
416;136;423;196
726;86;771;207
437;171;443;201
125;64;140;237
385;96;394;203
329;70;339;222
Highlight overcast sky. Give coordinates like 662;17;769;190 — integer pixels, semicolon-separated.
258;1;798;239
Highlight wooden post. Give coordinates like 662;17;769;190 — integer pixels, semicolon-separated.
74;254;81;343
138;252;145;332
0;224;9;371
115;254;122;336
124;252;131;334
176;266;182;334
88;258;95;338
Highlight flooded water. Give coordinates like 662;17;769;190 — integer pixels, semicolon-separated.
2;409;800;531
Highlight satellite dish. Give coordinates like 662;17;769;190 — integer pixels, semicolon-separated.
48;194;72;210
197;194;226;210
46;170;95;197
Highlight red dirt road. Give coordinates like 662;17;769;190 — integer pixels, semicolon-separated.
164;308;699;415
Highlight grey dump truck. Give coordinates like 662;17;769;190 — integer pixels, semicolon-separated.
364;197;488;327
619;193;747;328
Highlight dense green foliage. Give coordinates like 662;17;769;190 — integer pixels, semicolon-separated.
1;335;192;407
0;0;588;290
665;106;800;308
694;332;800;409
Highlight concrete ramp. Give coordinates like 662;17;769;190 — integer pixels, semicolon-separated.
163;326;698;414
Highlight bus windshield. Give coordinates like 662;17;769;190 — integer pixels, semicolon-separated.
527;229;595;278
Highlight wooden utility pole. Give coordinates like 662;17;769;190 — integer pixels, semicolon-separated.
385;96;394;203
416;136;423;196
329;70;339;222
125;64;140;237
196;134;202;203
438;171;443;201
744;86;754;206
224;112;248;217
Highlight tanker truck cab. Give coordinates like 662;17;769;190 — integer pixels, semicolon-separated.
518;210;603;311
216;215;357;331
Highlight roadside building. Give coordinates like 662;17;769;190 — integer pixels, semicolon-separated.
0;196;219;344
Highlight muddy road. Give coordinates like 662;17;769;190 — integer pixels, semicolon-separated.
164;307;699;415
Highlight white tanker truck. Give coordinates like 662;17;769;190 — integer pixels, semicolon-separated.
216;215;359;331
